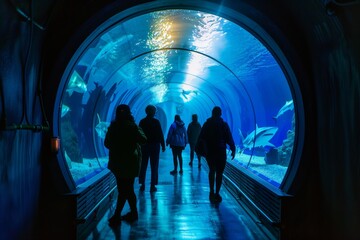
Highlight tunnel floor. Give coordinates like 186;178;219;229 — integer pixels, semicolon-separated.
85;149;273;240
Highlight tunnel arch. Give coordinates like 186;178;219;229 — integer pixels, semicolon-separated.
46;0;308;199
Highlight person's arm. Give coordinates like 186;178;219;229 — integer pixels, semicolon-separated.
157;120;166;151
139;119;144;129
104;124;113;149
166;124;173;146
136;125;147;145
195;124;207;157
224;122;236;159
184;127;188;145
197;122;205;142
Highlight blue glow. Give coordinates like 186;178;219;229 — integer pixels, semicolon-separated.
58;9;295;187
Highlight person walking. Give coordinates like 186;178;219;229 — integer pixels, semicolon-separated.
104;104;147;227
166;114;188;175
138;105;166;192
187;114;202;168
198;106;235;203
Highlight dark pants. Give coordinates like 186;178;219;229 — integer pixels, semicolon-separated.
113;174;137;215
189;143;201;164
171;146;184;171
206;149;227;194
139;143;160;186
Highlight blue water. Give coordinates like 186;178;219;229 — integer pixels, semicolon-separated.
59;9;295;189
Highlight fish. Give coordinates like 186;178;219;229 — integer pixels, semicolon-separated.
66;71;87;96
95;114;110;139
273;100;294;120
61;104;70;118
239;124;278;152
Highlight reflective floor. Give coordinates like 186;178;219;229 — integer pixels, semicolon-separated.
86;149;274;240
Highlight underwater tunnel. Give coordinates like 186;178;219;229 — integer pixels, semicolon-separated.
1;0;359;238
44;1;309;238
53;3;303;188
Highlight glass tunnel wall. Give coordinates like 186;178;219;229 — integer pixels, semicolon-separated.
56;9;296;188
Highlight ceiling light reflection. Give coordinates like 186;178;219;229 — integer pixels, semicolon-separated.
182;13;226;102
143;13;176;102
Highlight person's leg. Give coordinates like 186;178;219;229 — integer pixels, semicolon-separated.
208;168;215;193
150;143;160;191
114;176;127;215
206;157;216;202
214;151;227;202
139;145;150;190
196;152;201;168
178;148;183;174
121;178;138;222
189;143;195;166
170;147;178;174
215;169;224;194
127;178;137;213
109;173;126;225
208;167;216;202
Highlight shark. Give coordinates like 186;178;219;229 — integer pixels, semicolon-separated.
66;70;87;96
95;114;110;139
239;124;278;152
273;100;294;120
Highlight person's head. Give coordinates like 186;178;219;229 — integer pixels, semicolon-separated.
145;105;157;117
175;114;181;122
212;106;222;118
192;114;198;122
116;104;132;121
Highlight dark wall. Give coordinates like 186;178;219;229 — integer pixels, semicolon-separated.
0;1;46;239
0;0;359;239
0;1;119;239
285;2;360;238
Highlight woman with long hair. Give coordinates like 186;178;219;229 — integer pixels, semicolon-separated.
104;104;147;227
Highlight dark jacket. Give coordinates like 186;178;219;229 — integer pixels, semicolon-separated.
199;116;235;154
187;121;202;145
139;116;165;148
104;119;147;178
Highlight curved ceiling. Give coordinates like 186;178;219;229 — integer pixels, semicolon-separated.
57;8;296;187
62;9;288;125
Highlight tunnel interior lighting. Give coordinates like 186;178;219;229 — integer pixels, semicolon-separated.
55;9;296;188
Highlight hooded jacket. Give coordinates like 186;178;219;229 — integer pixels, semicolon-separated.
166;120;188;147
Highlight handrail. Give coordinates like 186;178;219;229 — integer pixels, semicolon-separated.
223;173;279;226
75;185;117;224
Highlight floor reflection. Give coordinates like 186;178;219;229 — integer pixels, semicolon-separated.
87;150;272;239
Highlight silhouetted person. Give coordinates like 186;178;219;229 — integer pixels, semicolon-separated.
198;106;235;203
104;104;147;227
138;105;165;192
187;114;202;168
166;114;188;175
